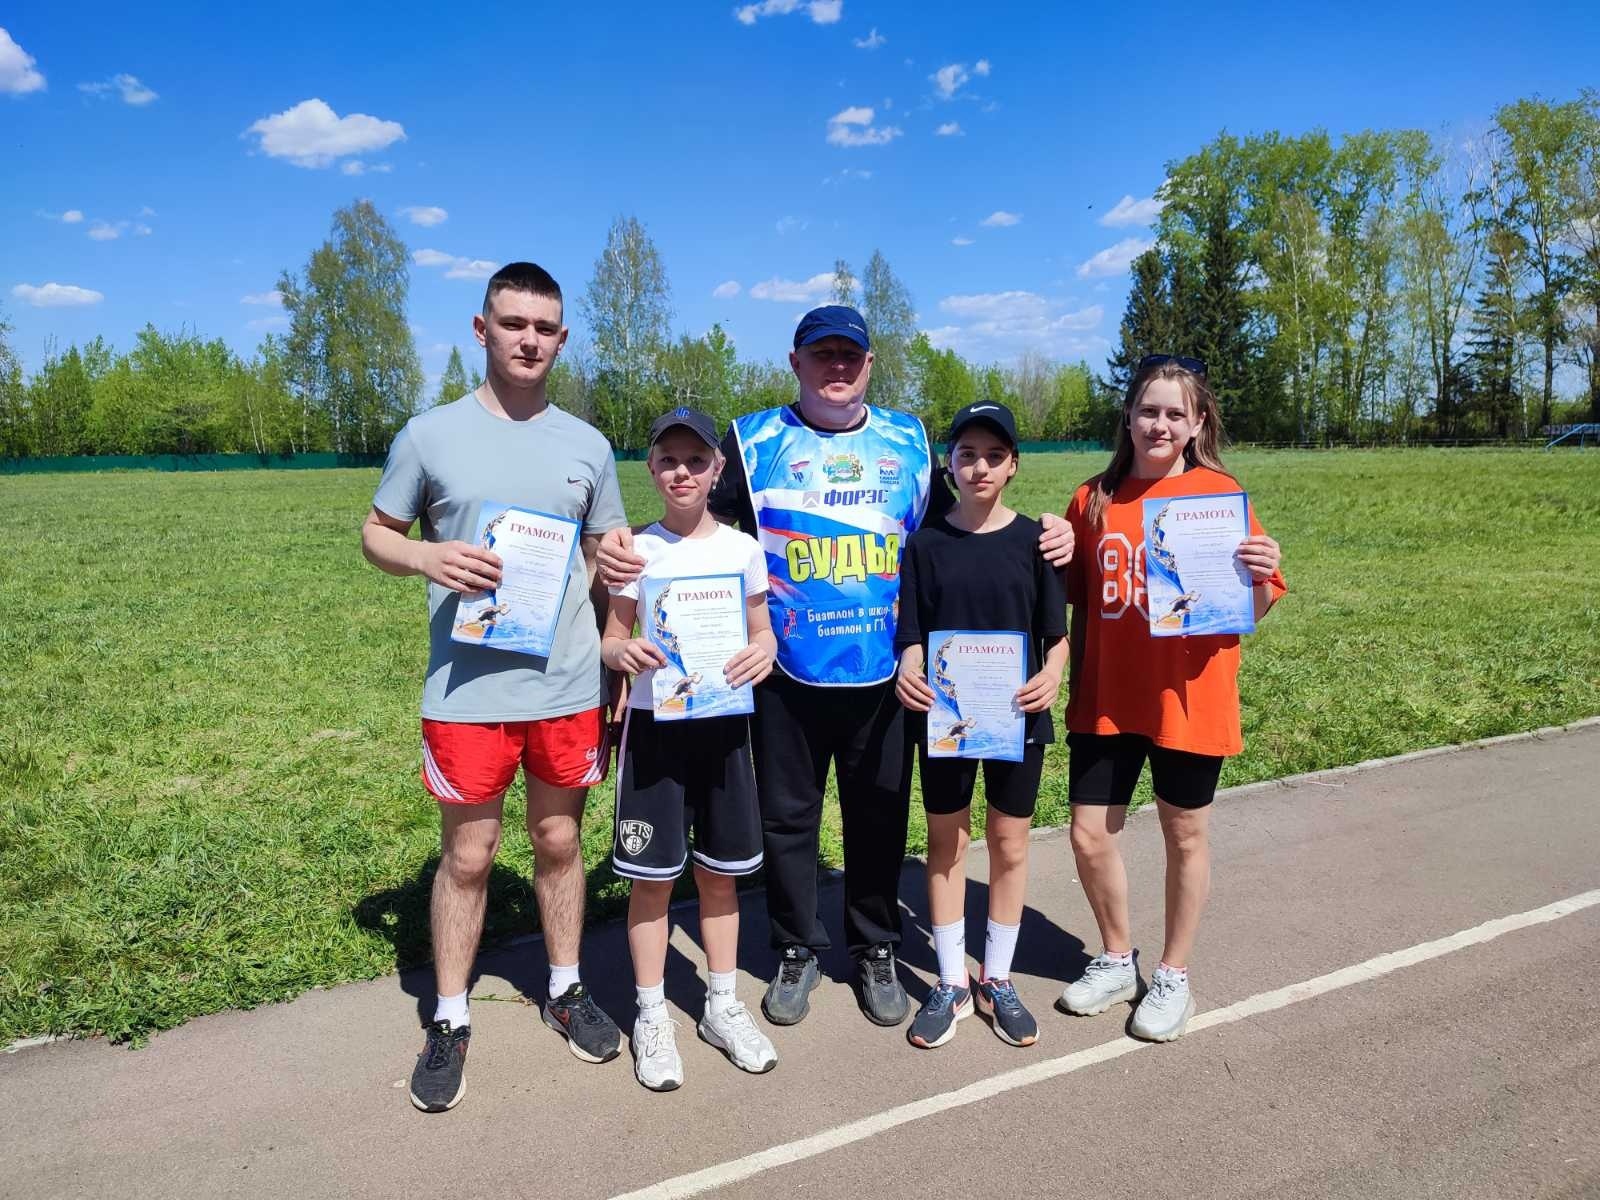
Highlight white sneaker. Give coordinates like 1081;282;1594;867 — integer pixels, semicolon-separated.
1129;965;1196;1042
632;1017;684;1091
1058;952;1141;1016
698;1001;778;1074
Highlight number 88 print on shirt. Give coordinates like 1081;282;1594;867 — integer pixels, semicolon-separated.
1063;466;1287;759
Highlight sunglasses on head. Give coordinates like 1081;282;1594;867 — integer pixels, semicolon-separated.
1138;353;1208;377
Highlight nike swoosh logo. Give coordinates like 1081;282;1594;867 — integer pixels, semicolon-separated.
969;405;1000;413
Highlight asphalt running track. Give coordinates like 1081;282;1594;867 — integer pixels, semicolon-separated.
4;721;1597;1200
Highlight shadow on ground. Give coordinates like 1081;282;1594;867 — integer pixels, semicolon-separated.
354;854;1091;1029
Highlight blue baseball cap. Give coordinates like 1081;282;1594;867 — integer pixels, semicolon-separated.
793;305;871;351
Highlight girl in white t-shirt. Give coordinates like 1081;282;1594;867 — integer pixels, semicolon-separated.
600;408;779;1092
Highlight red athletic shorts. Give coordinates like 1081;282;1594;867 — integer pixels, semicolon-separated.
420;708;609;804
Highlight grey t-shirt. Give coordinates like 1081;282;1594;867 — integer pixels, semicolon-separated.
373;393;627;723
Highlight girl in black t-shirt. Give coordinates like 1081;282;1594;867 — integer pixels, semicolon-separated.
894;402;1068;1050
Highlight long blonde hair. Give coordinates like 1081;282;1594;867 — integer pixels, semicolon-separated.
1084;360;1227;529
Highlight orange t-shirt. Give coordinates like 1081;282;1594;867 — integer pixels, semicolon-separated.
1064;465;1287;757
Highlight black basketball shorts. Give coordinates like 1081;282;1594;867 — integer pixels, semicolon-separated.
611;707;763;881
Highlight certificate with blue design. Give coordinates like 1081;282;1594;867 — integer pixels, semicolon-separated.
926;630;1026;762
1142;492;1255;638
644;573;754;722
450;502;580;657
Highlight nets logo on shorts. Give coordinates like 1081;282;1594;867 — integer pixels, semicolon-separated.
619;819;654;856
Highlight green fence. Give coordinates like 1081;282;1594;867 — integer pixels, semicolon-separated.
2;440;1110;476
1;451;388;475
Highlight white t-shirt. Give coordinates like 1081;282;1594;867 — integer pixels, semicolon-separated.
613;522;769;710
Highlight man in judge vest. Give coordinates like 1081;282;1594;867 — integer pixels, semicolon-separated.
600;305;1073;1026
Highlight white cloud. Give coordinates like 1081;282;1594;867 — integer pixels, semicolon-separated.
1077;236;1155;279
826;105;901;147
340;159;392;176
0;28;45;95
78;73;158;105
87;221;123;241
931;63;969;99
951;236;974;246
55;210;85;224
748;272;834;302
935;122;963;137
1099;192;1166;228
12;282;103;307
241;290;283;307
413;248;497;280
980;210;1021;227
775;215;808;236
245;98;405;169
133;223;152;236
854;26;885;48
930;291;1104;358
138;205;156;217
712;280;742;299
930;59;990;100
400;205;448;226
734;0;842;25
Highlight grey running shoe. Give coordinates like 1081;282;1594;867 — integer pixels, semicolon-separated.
1057;952;1141;1016
699;1001;778;1074
762;946;821;1026
543;984;622;1063
975;977;1038;1047
409;1020;469;1113
907;981;972;1048
631;1017;683;1092
1129;965;1196;1042
856;944;910;1026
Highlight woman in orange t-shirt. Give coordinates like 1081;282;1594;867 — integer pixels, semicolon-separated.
1057;355;1285;1044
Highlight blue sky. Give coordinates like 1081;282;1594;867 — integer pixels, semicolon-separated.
3;0;1596;388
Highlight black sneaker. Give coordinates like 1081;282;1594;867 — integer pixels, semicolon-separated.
410;1020;470;1112
856;944;910;1026
975;977;1039;1047
907;981;972;1048
762;945;821;1026
543;984;622;1063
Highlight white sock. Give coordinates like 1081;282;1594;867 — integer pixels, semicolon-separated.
983;919;1020;982
932;920;967;986
433;989;469;1028
1103;948;1134;965
636;981;667;1025
548;962;581;999
707;970;738;1015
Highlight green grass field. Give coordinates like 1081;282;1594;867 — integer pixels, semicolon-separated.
3;449;1597;1044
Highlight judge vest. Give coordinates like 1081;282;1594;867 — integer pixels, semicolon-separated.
732;405;931;686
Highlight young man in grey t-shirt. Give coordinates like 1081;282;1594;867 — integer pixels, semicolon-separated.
362;262;627;1113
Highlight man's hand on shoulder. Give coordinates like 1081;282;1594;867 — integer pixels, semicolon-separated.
1038;511;1074;567
597;526;647;589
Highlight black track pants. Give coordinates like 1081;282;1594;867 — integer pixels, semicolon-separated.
750;670;913;957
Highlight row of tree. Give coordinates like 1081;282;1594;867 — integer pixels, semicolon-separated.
8;88;1593;460
1110;91;1600;441
0;201;1102;459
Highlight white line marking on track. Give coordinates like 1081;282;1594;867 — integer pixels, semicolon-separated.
609;887;1600;1200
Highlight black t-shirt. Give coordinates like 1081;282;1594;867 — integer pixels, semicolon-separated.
895;511;1069;743
708;403;955;535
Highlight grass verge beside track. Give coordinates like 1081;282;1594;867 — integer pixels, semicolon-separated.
1;448;1596;1043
